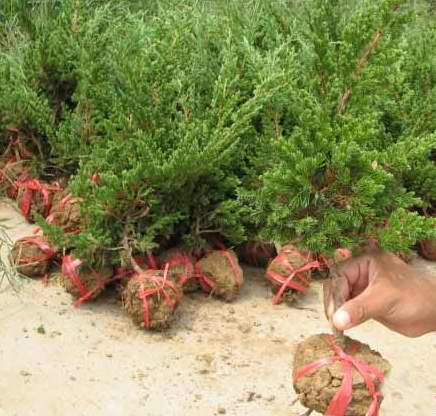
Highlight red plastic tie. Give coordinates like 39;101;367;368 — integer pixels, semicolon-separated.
15;236;56;264
163;252;194;286
62;255;120;307
135;265;182;329
15;179;61;220
293;335;385;416
194;263;217;293
194;250;241;294
62;255;87;298
60;193;74;209
219;250;242;287
267;250;320;304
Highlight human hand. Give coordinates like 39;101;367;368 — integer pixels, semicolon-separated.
327;250;436;337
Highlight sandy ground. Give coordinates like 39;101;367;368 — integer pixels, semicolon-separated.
0;199;435;416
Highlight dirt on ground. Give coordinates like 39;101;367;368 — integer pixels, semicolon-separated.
0;199;435;416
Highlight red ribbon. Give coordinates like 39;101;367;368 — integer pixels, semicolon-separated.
267;248;320;304
219;250;242;287
293;335;385;416
194;250;242;294
62;255;87;297
194;263;218;293
15;236;56;264
59;193;81;210
133;265;182;329
62;255;119;307
15;179;61;220
46;192;82;234
317;254;330;271
162;252;195;286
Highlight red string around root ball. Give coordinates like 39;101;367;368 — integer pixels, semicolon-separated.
161;251;195;287
293;335;385;416
132;265;182;329
61;255;118;307
14;236;56;264
266;247;320;304
195;249;243;295
15;178;61;220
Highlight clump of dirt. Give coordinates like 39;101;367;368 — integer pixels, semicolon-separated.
47;190;81;234
237;241;276;268
60;257;113;302
10;237;56;277
196;249;243;302
266;244;317;304
418;239;436;261
122;269;182;330
293;334;391;416
159;248;198;293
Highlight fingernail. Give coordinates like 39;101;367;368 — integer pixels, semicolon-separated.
333;309;351;330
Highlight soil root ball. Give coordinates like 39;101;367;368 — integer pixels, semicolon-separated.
60;256;114;305
266;244;319;305
418;239;436;261
15;179;61;222
159;248;198;293
122;267;182;330
237;241;276;267
10;237;56;278
46;190;82;233
293;334;391;416
195;249;243;302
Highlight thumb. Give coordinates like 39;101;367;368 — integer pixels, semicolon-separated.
332;286;387;331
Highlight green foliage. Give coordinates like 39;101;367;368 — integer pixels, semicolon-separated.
246;0;436;254
1;0;436;263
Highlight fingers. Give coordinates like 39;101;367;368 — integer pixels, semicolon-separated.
331;257;366;305
332;280;392;331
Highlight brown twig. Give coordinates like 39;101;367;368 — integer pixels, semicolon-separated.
122;222;144;275
28;132;44;160
337;4;401;114
337;30;383;114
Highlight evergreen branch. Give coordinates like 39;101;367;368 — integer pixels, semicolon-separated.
337;4;402;114
337;30;384;114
